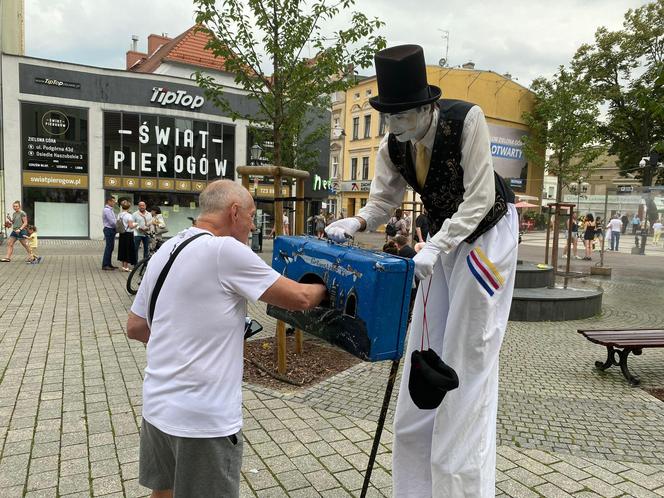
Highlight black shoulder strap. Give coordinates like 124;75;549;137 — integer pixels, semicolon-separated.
148;232;211;325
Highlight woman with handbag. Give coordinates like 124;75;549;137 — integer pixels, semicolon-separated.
117;200;137;272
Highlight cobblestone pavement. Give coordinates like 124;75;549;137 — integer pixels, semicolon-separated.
1;238;664;497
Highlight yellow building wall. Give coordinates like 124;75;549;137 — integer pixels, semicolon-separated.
340;67;543;218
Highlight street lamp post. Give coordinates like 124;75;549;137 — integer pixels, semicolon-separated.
569;178;589;215
250;144;263;165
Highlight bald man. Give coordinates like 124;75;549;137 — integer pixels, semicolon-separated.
127;180;326;498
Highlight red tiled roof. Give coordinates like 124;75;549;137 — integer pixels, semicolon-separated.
130;25;230;73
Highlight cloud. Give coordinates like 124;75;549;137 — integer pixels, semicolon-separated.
25;0;649;86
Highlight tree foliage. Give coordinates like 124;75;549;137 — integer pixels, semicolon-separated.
193;0;385;171
573;0;664;185
522;65;603;202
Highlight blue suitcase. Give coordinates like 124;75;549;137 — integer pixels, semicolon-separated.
267;236;415;361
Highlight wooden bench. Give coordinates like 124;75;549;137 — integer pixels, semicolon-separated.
577;328;664;386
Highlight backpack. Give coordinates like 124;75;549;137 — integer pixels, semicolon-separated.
385;218;397;237
116;213;126;234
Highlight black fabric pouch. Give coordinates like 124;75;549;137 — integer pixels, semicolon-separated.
408;349;459;410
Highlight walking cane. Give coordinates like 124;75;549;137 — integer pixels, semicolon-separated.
360;358;400;498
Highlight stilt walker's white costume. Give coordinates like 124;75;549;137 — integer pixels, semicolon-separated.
326;45;518;497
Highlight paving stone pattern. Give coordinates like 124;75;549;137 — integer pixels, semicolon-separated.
0;240;664;496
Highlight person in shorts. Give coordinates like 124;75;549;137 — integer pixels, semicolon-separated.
26;225;42;264
126;180;327;498
1;201;31;262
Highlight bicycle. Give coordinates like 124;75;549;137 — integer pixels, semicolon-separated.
127;233;165;295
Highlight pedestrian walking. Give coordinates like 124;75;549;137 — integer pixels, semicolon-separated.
563;214;579;259
631;213;641;234
583;213;596;260
133;201;153;261
414;208;430;243
653;219;663;246
620;213;629;234
117;199;137;272
26;225;41;264
1;201;31;262
126;180;326;498
608;214;623;251
403;210;412;238
102;196;117;270
595;217;604;251
314;209;327;239
385;208;408;240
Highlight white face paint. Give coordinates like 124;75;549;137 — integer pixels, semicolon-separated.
387;105;432;143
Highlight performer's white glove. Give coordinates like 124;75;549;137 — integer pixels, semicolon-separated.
413;243;440;280
325;217;362;243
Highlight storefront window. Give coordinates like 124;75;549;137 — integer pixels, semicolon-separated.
106;190;199;236
158;116;176;178
140;115;159;178
122;113;140;176
23;187;89;237
193;121;208;181
104;112;122;176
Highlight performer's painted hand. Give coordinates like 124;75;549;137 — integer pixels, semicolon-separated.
325;217;361;243
413;243;440;280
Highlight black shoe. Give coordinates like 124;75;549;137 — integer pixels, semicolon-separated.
102;266;116;271
110;265;118;269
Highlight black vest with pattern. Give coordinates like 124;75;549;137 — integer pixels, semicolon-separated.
387;99;514;244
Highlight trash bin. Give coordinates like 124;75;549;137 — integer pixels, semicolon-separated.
251;228;263;253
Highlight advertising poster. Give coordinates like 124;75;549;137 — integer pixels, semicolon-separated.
22;103;88;174
488;123;528;181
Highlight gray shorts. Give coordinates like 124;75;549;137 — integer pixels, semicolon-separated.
139;418;243;498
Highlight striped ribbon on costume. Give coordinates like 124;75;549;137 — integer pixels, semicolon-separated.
466;247;505;297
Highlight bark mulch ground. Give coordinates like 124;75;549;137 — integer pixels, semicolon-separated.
645;388;664;401
243;336;360;392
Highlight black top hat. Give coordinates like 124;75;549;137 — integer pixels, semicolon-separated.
369;45;441;113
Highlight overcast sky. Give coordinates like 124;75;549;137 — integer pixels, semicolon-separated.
25;0;649;88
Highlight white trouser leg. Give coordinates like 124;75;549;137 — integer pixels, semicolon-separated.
431;205;518;497
392;205;518;498
393;265;450;498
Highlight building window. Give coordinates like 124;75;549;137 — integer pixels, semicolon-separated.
364;115;371;139
334;118;340;128
352;117;359;140
354;92;360;100
351;158;358;180
332;155;339;178
366;89;372;96
362;157;369;180
360;198;367;208
379;113;387;136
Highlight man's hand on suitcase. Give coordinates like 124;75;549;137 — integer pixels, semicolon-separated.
325;217;362;243
413;242;440;280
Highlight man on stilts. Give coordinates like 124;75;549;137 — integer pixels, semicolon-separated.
326;45;518;497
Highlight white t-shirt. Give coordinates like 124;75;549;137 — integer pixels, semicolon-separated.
131;227;280;438
653;222;663;233
608;219;623;233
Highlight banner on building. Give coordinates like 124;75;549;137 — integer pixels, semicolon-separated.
102;111;235;188
488;124;528;180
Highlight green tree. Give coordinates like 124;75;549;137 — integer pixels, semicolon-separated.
573;0;664;185
522;65;603;204
193;0;385;171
